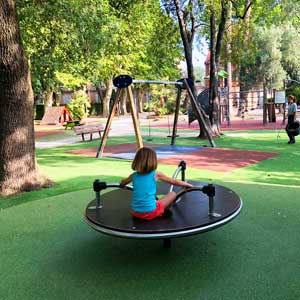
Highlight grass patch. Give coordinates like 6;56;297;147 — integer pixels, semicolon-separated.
1;131;299;208
1;129;300;300
0;183;299;300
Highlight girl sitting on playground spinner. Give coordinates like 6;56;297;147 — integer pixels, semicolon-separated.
120;147;193;220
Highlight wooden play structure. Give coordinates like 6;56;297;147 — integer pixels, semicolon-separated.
40;106;72;125
96;75;215;158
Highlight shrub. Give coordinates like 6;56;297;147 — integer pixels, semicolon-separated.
143;85;177;116
66;91;91;121
90;103;102;116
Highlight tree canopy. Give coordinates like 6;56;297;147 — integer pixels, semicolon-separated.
17;0;182;94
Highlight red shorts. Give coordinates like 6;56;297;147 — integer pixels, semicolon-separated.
131;201;165;220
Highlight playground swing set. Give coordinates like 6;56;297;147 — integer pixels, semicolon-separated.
96;74;216;158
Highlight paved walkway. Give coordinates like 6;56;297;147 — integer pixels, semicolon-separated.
36;136;82;148
35;115;189;149
35;109;274;149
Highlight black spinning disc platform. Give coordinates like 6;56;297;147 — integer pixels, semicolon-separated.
85;181;242;239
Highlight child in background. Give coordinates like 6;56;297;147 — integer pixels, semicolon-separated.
120;147;193;220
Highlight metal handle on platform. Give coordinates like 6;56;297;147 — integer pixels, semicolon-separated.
204;184;221;217
169;161;186;193
174;184;221;218
89;180;133;210
95;191;102;209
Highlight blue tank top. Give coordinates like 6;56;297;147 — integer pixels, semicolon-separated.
132;170;156;212
288;102;297;115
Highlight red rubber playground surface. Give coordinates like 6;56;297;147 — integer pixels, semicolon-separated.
35;131;65;137
158;148;278;172
68;143;279;173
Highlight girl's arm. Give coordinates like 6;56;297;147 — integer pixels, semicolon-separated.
156;171;193;188
120;174;133;186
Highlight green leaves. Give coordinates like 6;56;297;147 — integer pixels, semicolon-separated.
17;0;182;95
66;90;91;121
222;1;300;90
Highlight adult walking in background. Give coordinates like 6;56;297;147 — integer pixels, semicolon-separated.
286;95;298;144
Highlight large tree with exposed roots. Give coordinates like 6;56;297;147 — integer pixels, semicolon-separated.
0;0;51;196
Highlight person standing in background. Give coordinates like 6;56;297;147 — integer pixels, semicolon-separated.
286;95;298;144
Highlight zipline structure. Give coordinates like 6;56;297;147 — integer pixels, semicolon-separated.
96;75;215;158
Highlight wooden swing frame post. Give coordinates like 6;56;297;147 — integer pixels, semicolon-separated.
96;86;143;158
126;86;143;149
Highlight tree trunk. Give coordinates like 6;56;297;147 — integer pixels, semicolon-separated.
137;88;145;113
226;1;233;117
209;6;219;134
95;86;104;102
120;91;127;115
160;95;166;108
44;90;53;113
208;0;227;136
0;0;51;196
173;0;213;138
173;0;195;83
238;0;252;116
102;78;113;117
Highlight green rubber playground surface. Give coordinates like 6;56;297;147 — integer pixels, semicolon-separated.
1;130;300;300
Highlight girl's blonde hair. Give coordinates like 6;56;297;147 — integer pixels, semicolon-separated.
132;147;157;174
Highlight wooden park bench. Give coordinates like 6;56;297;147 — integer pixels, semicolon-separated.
74;124;105;141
